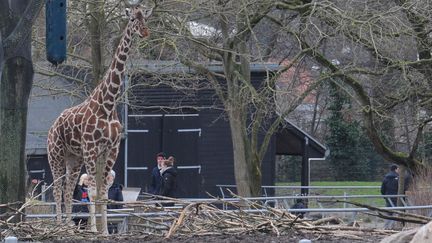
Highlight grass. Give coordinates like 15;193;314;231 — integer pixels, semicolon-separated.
275;181;385;207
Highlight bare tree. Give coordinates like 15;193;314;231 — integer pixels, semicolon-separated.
141;1;320;197
144;0;432;195
30;0;432;197
0;0;44;212
275;0;432;174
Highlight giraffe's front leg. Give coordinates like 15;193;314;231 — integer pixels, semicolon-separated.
83;149;99;232
100;183;109;235
87;176;98;232
89;202;97;232
87;172;109;234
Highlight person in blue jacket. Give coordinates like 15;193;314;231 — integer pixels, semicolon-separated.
149;152;165;195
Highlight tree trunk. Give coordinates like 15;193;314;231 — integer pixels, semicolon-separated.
0;57;33;212
228;107;262;197
86;1;105;86
0;0;42;218
228;108;251;197
397;165;406;207
249;155;262;197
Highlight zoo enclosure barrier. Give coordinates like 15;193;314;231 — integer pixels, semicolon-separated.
24;185;426;232
26;193;425;217
25;196;432;225
217;184;382;197
216;184;409;210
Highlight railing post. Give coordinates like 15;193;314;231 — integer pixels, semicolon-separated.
343;191;347;218
41;183;46;202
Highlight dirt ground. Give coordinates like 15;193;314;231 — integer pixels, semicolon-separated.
48;231;386;243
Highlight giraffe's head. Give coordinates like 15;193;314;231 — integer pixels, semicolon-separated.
126;5;153;38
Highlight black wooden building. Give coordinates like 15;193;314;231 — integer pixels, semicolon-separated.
110;63;328;197
26;63;328;198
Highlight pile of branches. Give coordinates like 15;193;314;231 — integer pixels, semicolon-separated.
153;197;395;240
0;218;95;241
0;194;400;241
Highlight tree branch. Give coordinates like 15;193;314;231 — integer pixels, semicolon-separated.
3;0;45;60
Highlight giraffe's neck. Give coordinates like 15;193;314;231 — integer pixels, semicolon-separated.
91;21;135;115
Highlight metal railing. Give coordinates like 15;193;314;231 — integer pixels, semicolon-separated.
25;204;432;218
216;184;381;198
215;184;406;213
25;196;432;217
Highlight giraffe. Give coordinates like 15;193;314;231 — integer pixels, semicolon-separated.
47;5;152;234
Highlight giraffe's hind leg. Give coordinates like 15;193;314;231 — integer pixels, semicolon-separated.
48;147;66;223
83;149;99;232
64;156;84;223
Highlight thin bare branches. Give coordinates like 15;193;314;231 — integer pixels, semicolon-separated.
1;193;400;241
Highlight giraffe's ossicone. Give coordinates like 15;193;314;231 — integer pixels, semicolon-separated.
47;5;152;234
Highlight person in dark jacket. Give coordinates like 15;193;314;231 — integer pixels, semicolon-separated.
381;164;400;207
381;164;399;229
291;198;306;219
107;170;124;234
72;173;90;228
107;170;123;210
149;152;165;195
159;156;177;206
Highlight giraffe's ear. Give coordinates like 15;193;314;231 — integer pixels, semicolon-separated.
125;8;131;17
143;8;153;19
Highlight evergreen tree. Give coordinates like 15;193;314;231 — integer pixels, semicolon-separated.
325;82;378;180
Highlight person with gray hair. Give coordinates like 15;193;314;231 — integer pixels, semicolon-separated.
107;169;123;209
107;169;124;234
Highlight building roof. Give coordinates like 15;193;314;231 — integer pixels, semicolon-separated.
276;116;329;159
128;61;279;74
